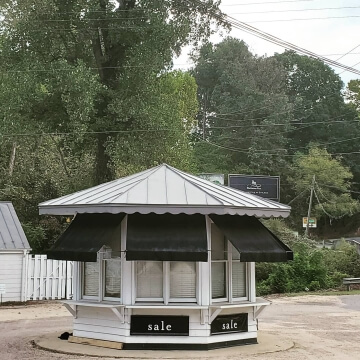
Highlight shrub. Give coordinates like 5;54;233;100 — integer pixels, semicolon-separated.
256;220;360;295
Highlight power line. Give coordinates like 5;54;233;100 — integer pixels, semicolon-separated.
1;65;190;73
320;184;360;195
193;133;360;157
0;128;179;138
208;119;360;129
204;134;360;154
212;6;360;76
314;189;343;219
323;52;360;57
287;187;309;205
232;6;360;15
221;0;315;6
335;43;360;62
242;15;360;24
10;5;360;22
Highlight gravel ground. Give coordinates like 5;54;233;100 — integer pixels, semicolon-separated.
0;295;359;359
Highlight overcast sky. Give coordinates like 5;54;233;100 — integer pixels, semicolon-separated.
174;0;360;87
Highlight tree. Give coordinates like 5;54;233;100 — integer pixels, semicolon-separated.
0;0;222;251
192;38;293;175
0;0;225;184
346;79;360;112
275;52;360;164
291;146;359;222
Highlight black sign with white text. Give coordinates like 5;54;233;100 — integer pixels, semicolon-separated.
228;175;280;201
130;315;189;336
211;313;248;335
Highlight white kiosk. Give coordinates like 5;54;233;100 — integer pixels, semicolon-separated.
39;164;292;350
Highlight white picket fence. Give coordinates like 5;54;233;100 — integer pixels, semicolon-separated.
26;255;74;300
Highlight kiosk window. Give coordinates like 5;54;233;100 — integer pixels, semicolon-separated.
231;245;246;298
83;262;99;297
136;261;163;299
104;257;121;298
136;261;197;302
82;250;122;301
211;223;247;302
170;262;196;299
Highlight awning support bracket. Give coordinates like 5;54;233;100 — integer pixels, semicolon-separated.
111;307;125;323
63;303;77;319
209;308;222;324
253;305;266;320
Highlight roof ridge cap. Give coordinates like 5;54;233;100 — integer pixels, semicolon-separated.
166;166;226;205
110;164;164;202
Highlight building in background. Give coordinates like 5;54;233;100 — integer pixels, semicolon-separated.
0;202;31;302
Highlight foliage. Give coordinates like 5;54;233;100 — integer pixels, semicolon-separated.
257;222;360;295
274;51;357;150
323;240;360;281
290;146;359;220
346;79;360;112
0;0;226;183
192;38;293;176
0;0;225;251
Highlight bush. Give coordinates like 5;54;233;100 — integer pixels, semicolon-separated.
256;221;360;295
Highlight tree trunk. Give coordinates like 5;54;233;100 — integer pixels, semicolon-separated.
95;133;113;184
8;141;17;177
91;0;136;184
49;135;71;178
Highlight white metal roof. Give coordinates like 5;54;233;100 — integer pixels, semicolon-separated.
0;202;31;250
39;164;290;218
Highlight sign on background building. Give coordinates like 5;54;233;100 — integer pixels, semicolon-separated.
198;173;225;186
228;175;280;202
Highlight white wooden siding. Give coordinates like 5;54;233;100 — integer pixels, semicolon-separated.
0;253;24;302
72;305;256;344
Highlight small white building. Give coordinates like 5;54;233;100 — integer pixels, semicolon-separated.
0;202;31;302
39;164;292;350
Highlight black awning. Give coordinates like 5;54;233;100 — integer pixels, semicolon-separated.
126;213;208;262
47;213;125;262
209;215;293;262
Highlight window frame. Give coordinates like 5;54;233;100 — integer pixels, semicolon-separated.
210;230;248;304
81;251;123;303
135;261;198;304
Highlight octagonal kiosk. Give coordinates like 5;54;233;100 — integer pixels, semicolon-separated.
39;164;292;350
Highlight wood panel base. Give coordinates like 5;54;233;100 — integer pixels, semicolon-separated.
68;336;123;350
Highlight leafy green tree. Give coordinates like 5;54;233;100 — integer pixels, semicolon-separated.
346;79;360;111
275;51;356;148
0;1;224;251
291;146;359;221
192;38;293;175
0;0;225;184
275;51;360;193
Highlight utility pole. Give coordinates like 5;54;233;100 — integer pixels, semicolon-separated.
202;93;207;140
305;175;316;237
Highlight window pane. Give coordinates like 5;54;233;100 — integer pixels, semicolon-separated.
211;224;226;260
136;261;163;298
212;262;226;299
170;262;196;299
84;262;99;296
105;259;121;298
232;261;246;298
